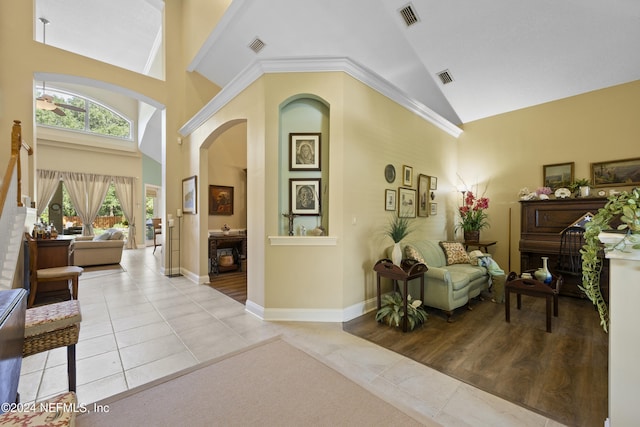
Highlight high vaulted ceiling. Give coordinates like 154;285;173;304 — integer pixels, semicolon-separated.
36;0;640;128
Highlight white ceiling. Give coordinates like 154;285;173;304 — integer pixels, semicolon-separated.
35;0;640;129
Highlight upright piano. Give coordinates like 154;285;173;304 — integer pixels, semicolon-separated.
519;198;609;299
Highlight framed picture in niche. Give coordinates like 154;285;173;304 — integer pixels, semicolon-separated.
290;178;321;215
402;165;413;187
209;185;234;215
385;189;396;211
398;187;416;218
290;133;321;171
543;162;574;190
182;175;197;214
417;174;429;217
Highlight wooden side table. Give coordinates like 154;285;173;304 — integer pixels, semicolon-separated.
374;259;428;332
464;240;497;252
505;272;563;333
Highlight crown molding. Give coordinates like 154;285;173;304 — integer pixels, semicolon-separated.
179;56;462;138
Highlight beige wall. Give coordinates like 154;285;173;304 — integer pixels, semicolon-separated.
458;79;640;273
0;1;225;264
187;71;457;317
207;122;247;231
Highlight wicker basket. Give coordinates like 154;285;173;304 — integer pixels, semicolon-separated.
219;255;234;267
23;324;80;357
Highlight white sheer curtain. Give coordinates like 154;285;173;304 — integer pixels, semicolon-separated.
36;169;61;217
113;176;136;249
62;172;111;236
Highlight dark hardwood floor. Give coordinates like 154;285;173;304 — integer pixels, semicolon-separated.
208;270;247;304
344;292;608;427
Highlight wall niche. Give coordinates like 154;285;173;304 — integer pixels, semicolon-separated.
279;96;329;236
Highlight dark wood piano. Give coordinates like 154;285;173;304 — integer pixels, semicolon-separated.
519;198;609;299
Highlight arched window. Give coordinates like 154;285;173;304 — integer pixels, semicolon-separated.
35;86;133;140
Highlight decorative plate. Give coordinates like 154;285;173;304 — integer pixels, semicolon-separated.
555;187;571;199
384;164;396;183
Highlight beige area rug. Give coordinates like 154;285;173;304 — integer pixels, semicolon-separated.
77;337;433;427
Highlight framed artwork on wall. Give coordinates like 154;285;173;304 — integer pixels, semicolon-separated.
429;176;438;190
398;187;416;218
290;178;321;215
385;189;396;211
430;202;438;216
402;165;413;187
209;185;234;215
417;174;429;217
289;133;321;171
182;175;197;214
591;157;640;187
543;162;574;189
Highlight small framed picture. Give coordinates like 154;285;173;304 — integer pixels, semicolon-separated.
417;174;429;217
289;133;321;171
385;189;397;211
182;175;197;214
429;176;438;190
290;178;321;215
209;185;234;215
543;162;574;190
430;202;438;216
402;165;413;187
398;187;416;218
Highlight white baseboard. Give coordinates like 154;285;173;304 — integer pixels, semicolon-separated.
244;296;378;322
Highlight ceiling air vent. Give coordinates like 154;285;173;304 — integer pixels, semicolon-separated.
399;4;419;27
249;37;265;54
437;69;454;85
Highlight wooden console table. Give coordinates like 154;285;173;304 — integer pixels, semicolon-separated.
374;259;428;332
34;236;75;302
208;235;247;276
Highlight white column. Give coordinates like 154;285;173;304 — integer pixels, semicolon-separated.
605;234;640;426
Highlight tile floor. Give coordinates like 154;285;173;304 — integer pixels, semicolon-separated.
19;247;564;426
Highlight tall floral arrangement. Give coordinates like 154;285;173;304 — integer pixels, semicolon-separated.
456;191;490;232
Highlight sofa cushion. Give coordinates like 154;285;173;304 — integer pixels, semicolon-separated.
404;244;426;264
408;240;446;268
439;241;470;265
447;263;487;282
94;231;112;241
110;230;124;240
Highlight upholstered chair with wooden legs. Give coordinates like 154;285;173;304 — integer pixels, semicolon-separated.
24;233;83;308
152;218;162;254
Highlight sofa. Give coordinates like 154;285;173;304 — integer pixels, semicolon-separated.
70;229;126;267
386;240;490;321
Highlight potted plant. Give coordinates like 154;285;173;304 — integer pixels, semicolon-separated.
581;187;640;332
455;191;490;242
569;178;591;197
384;212;414;265
375;292;428;331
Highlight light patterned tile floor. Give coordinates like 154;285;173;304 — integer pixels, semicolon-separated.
18;247;564;426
